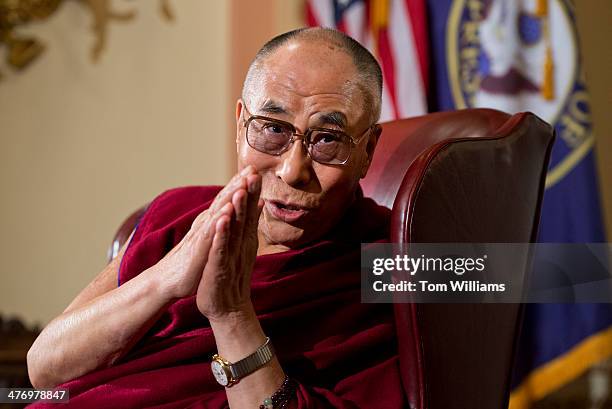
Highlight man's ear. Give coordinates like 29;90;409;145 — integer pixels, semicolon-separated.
235;99;244;147
360;124;382;179
235;100;244;127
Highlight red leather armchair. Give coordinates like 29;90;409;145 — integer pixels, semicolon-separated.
109;108;554;409
361;108;554;409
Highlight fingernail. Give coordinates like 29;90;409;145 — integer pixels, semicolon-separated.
248;177;261;194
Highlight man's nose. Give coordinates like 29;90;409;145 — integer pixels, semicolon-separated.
275;140;313;188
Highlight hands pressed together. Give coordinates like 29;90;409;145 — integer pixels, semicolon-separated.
155;165;288;406
157;165;263;322
26;166;272;391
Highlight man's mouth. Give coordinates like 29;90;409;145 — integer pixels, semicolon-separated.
265;200;311;223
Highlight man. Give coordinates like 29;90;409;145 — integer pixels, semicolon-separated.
27;28;406;408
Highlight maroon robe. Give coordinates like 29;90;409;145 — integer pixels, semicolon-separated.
32;186;406;408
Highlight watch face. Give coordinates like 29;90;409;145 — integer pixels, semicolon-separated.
211;360;229;386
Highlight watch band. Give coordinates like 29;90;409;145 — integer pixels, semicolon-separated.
229;337;274;379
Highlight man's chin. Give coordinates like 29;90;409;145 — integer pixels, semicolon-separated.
258;206;339;250
260;219;306;248
260;216;333;251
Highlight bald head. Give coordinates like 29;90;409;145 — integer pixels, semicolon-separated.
242;28;383;123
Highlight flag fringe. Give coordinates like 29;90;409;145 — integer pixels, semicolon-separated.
535;0;548;17
542;46;555;101
509;325;612;409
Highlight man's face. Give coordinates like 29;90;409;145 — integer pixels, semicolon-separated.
236;40;379;252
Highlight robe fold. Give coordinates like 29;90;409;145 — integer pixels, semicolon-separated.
31;186;406;408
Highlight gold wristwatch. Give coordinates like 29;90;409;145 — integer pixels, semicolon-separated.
210;337;274;387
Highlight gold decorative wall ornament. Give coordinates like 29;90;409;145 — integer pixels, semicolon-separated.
0;0;174;79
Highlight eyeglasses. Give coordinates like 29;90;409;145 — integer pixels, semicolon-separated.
242;106;374;165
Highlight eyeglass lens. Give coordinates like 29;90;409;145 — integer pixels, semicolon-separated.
246;117;352;165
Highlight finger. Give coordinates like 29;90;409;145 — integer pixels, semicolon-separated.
229;188;248;254
236;175;261;284
207;202;233;234
232;189;248;225
193;166;257;231
204;166;255;221
190;202;231;254
206;214;231;273
244;174;262;236
257;198;264;215
192;203;230;248
207;180;244;218
198;170;246;224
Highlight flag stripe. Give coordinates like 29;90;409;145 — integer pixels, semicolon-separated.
307;0;334;27
404;0;429;89
306;1;318;27
342;1;367;44
307;0;428;120
389;0;427;116
380;77;396;122
377;28;402;119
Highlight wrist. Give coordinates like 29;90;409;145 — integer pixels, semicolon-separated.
211;337;275;387
208;304;258;329
209;306;266;363
140;264;177;304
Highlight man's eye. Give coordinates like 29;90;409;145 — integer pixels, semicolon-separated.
314;133;342;144
263;123;285;134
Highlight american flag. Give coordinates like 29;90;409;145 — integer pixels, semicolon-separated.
306;0;429;121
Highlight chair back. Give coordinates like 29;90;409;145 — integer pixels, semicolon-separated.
361;109;554;409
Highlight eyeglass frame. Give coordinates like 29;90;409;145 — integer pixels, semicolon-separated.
241;105;377;166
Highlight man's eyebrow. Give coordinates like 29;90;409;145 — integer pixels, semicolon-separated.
259;100;287;115
257;102;348;128
317;111;348;129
